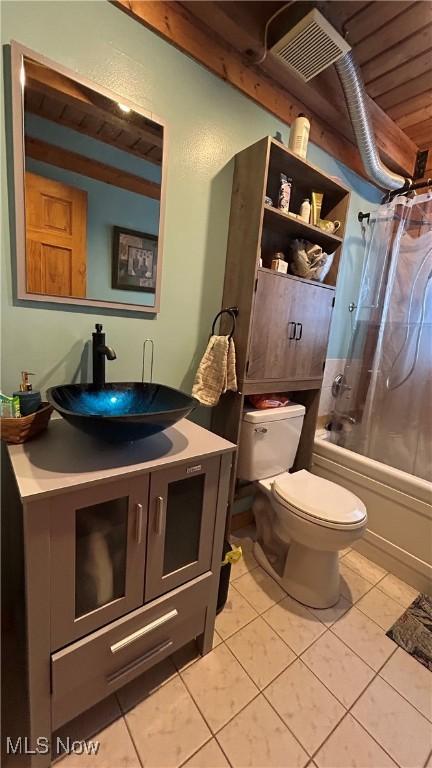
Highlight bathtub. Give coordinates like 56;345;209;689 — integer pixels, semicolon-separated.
312;430;432;594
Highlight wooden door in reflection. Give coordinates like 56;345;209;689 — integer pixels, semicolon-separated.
25;171;87;297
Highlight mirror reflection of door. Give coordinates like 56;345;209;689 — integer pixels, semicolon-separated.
25;171;87;297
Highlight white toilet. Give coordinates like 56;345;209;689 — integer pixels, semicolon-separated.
237;404;367;609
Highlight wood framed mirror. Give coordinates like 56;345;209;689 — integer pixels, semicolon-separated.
10;41;167;313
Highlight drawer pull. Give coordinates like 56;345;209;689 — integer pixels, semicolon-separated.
107;639;173;685
110;608;178;654
155;495;164;535
135;503;143;544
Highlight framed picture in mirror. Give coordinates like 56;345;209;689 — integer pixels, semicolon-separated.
112;227;158;293
9;41;167;313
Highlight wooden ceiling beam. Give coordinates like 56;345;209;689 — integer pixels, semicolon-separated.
113;0;417;181
25;99;162;166
180;0;418;177
180;1;356;147
25;136;161;199
25;60;163;150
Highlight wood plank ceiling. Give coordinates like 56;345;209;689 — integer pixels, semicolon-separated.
25;59;164;164
114;0;430;182
326;0;432;149
182;1;432;150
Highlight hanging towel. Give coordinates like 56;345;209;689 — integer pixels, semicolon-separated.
192;335;238;406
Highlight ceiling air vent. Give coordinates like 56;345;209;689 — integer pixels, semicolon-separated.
270;8;351;82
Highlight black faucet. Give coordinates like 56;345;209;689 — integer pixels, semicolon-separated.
92;324;117;388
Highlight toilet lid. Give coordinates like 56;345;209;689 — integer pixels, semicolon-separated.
273;470;366;526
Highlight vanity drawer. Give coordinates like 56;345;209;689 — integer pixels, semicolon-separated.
51;572;211;729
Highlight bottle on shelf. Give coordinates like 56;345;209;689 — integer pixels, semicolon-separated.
278;174;292;213
299;199;311;223
288;113;310;159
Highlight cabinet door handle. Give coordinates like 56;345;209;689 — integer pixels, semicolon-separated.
135;503;143;544
155;495;164;535
110;608;178;654
107;639;174;685
288;321;296;339
295;322;303;341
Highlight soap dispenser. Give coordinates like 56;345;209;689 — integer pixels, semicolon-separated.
13;372;42;416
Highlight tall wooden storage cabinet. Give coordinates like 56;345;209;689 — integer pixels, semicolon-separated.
212;136;351;499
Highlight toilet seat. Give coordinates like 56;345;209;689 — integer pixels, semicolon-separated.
272;470;367;531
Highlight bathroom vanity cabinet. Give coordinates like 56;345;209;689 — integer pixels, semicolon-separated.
212;136;350;499
3;418;234;766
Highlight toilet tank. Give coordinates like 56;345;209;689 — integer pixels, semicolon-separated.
237;404;306;481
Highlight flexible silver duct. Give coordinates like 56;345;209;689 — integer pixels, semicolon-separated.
335;51;408;190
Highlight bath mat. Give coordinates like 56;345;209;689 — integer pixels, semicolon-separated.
386;593;432;671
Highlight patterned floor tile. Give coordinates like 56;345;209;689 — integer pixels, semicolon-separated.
217;695;308;767
340;562;374;603
234;567;286;614
380;647;432;721
341;550;387;585
308;595;351;627
377;573;419;608
183;739;230;767
314;714;397;768
356;586;405;631
215;583;258;639
124;675;210;767
181;643;258;733
264;659;345;755
301;632;374;708
331;606;395;671
227;616;295;689
264;595;326;655
56;717;140;768
352;676;432;768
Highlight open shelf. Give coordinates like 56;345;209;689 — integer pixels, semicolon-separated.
269;138;350;197
263;205;343;252
258;267;335;290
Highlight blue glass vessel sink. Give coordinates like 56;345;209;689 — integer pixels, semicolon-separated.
46;383;197;442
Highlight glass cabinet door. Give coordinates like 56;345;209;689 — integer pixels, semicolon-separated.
145;457;220;601
75;496;129;618
51;476;148;650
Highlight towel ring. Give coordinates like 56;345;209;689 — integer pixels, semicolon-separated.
211;307;238;340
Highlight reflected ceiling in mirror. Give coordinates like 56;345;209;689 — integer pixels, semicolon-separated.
11;43;166;312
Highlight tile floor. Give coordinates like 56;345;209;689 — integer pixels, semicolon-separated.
57;530;432;768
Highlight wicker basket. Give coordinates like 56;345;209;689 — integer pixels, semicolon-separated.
0;402;53;444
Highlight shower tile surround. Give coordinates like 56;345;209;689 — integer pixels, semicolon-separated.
52;529;431;768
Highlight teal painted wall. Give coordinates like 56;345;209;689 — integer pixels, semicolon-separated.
1;1;380;408
25;114;161;306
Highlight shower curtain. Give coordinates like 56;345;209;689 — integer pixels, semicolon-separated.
330;191;432;482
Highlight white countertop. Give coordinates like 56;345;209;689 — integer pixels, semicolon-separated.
7;417;235;502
